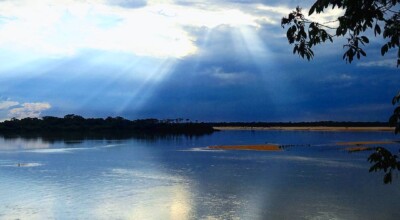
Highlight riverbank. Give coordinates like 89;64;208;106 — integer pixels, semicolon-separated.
214;126;394;132
208;144;281;151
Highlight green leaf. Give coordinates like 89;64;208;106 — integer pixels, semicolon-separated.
336;28;342;36
361;36;369;43
309;4;316;16
374;24;381;35
392;97;397;105
369;164;378;172
395;106;400;114
381;44;388;55
384;172;392;184
293;45;298;54
389;114;397;126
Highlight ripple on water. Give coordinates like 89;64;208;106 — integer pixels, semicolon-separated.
180;147;226;152
0;162;44;167
25;148;90;154
106;168;185;183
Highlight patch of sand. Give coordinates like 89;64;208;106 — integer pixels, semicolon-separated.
208;144;281;151
345;147;374;152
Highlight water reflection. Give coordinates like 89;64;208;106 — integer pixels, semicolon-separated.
0;131;210;145
0;131;399;219
0;137;50;150
92;182;192;219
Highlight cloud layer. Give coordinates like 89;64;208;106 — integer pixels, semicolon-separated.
0;0;398;122
0;0;289;59
0;100;51;121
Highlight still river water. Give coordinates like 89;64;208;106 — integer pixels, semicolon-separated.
0;130;399;220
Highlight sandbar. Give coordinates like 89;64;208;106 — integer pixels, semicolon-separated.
208;144;281;151
345;147;375;152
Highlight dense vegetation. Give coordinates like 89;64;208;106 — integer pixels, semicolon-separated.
281;0;399;65
0;114;215;136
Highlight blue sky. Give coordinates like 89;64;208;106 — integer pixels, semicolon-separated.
0;0;398;122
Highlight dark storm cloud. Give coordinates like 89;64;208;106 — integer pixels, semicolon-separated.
133;21;400;122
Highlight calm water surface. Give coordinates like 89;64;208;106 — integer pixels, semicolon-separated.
0;130;399;219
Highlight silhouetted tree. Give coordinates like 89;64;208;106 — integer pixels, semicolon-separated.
390;92;400;133
282;0;400;183
281;0;399;66
368;147;400;183
0;114;215;136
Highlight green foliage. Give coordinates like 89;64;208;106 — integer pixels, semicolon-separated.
389;92;400;133
281;0;400;66
0;115;215;136
282;0;400;184
368;147;400;184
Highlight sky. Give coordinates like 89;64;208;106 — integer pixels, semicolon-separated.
0;0;398;122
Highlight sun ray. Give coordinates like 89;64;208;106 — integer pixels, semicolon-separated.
235;26;297;111
72;55;145;112
115;58;177;116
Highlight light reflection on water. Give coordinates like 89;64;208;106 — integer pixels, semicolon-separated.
0;130;400;219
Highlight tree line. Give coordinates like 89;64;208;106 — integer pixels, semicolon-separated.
0;114;215;136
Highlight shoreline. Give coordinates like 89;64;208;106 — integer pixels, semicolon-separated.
208;144;281;151
214;126;394;132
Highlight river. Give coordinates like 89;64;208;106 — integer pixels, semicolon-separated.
0;130;399;219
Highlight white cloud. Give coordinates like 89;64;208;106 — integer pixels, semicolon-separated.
319;73;356;83
357;59;397;68
339;74;353;80
308;7;344;27
256;4;293;16
205;67;253;86
8;102;51;119
0;0;188;57
0;0;285;59
274;4;344;32
0;100;19;110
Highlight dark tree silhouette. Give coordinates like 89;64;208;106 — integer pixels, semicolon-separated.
0;115;215;137
281;0;399;66
368;147;400;183
390;92;400;133
282;0;400;183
